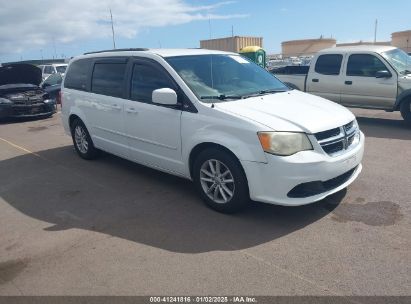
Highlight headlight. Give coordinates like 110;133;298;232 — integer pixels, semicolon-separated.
258;131;313;156
0;97;12;104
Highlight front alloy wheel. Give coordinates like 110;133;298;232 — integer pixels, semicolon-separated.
193;148;249;213
200;159;235;204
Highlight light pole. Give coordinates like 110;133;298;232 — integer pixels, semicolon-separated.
110;8;116;49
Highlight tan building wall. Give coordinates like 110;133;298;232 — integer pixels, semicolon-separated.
281;38;336;57
392;30;411;53
200;36;263;53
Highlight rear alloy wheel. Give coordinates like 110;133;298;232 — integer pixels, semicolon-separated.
71;119;99;160
193;148;249;213
400;99;411;125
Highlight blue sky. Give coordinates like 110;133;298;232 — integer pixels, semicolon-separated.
1;0;410;63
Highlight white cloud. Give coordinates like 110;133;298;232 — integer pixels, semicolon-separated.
0;0;247;55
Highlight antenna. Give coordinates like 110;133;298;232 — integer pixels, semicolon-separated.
110;8;116;49
374;19;378;43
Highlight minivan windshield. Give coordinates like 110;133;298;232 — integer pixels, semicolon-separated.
166;55;289;102
382;48;411;75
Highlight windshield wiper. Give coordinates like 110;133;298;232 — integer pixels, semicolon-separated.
200;95;243;100
242;89;287;99
401;69;411;75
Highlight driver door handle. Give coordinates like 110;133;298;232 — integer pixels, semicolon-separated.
110;104;122;110
126;107;139;114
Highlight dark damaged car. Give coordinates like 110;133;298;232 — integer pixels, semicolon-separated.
0;63;56;120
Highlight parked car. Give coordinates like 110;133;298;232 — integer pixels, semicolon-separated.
61;48;364;213
0;64;56;119
41;73;62;104
273;46;411;123
38;63;67;80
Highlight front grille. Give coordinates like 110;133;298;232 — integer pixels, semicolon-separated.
344;121;354;132
315;121;359;156
315;127;341;141
11;104;49;116
6;90;45;105
323;141;344;155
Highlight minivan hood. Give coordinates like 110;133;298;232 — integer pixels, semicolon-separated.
215;90;355;134
0;64;42;86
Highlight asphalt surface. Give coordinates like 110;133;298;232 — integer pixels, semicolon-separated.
0;108;410;296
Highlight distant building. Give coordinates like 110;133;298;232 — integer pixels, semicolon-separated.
281;38;336;57
392;30;411;53
200;36;263;53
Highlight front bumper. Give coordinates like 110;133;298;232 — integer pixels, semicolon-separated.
241;131;365;206
0;100;56;119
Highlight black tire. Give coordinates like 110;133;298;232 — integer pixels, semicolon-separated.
70;118;99;160
400;99;411;125
193;148;250;213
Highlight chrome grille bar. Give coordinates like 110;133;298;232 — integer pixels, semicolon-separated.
315;121;359;156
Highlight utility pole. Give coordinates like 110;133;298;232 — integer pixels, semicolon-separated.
208;17;212;39
110;8;116;49
231;25;234;37
374;19;378;44
52;37;57;59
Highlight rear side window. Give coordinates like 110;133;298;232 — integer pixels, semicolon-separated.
130;64;175;103
44;66;53;74
91;63;127;98
347;54;387;77
315;54;343;75
65;59;92;91
56;65;67;74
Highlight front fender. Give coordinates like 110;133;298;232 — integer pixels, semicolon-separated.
181;120;268;177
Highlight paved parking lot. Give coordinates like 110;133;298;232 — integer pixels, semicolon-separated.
0;109;410;296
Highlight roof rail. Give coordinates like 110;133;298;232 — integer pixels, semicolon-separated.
83;48;149;55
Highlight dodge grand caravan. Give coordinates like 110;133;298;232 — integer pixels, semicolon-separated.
61;48;364;213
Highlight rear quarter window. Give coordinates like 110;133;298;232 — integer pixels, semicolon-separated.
64;59;92;91
91;63;127;98
315;54;343;75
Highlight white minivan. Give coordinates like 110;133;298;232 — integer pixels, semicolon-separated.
61;48;364;213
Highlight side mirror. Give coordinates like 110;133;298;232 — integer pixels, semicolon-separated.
152;88;178;105
376;70;391;78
